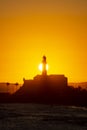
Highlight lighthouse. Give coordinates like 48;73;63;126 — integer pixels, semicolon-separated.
42;56;47;76
23;55;68;93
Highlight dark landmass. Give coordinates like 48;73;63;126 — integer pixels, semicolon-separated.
0;75;87;107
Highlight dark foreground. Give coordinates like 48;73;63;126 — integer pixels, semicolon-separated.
0;104;87;130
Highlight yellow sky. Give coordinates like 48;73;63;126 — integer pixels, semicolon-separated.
0;0;87;83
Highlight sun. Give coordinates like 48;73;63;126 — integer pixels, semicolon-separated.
38;63;48;71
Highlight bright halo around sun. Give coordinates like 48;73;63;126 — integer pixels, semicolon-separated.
39;64;43;71
38;63;48;71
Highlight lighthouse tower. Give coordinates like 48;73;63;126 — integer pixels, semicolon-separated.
42;56;47;76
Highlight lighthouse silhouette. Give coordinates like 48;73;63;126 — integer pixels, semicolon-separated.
42;56;47;76
23;55;67;93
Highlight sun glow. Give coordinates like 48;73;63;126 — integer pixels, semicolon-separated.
38;63;48;72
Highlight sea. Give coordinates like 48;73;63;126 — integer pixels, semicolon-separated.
0;104;87;130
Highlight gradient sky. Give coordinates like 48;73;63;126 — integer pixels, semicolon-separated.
0;0;87;83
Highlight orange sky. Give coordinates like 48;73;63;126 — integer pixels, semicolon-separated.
0;0;87;83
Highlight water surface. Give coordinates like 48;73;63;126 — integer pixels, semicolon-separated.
0;104;87;130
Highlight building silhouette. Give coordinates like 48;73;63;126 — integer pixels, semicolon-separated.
13;56;68;103
23;56;67;89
